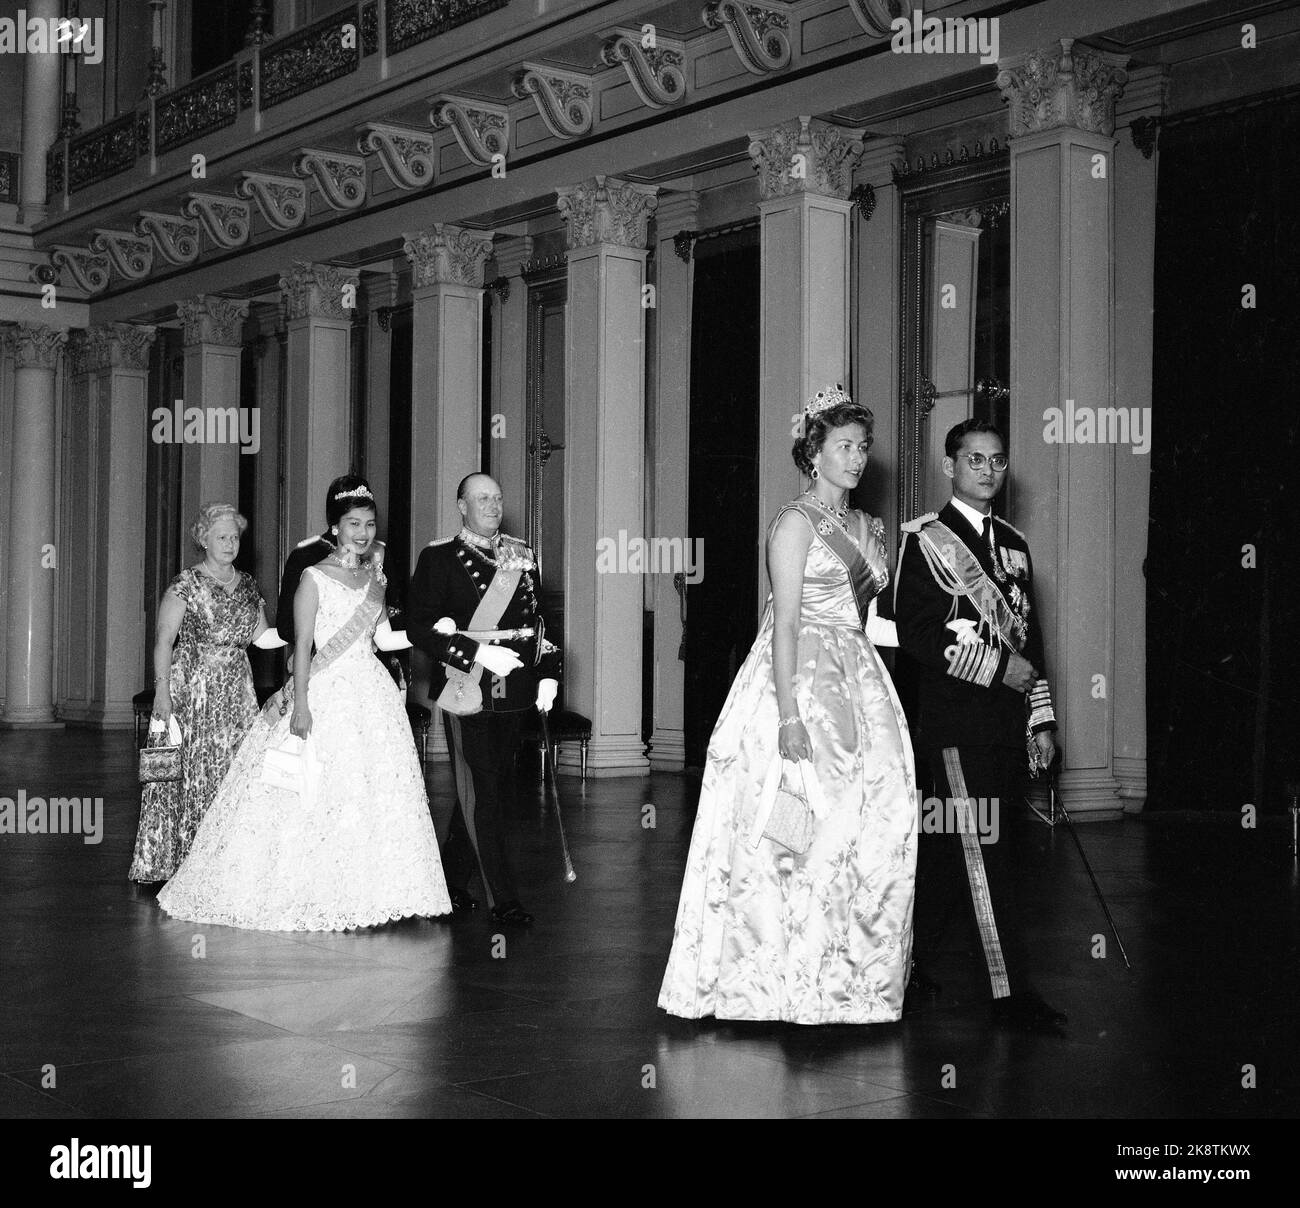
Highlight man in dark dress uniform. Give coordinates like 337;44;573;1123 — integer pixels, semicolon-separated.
407;473;560;925
892;419;1065;1033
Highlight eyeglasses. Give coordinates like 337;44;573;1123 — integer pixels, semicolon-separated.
957;452;1009;472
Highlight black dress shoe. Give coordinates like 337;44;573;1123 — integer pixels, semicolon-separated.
448;888;479;915
990;991;1068;1035
490;900;534;925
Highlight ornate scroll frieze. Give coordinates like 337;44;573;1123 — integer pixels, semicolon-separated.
182;193;251;249
748;116;864;201
556;175;659;251
402;225;495;289
294;148;367;210
82;323;157;372
429;97;510;167
600;28;686;109
135;212;201;266
847;0;904;38
511;64;594;141
236;171;308;230
3;322;68;369
703;1;791;75
996;39;1129;138
51;245;110;294
89;229;154;280
278;261;361;321
177;295;250;347
357;122;436;190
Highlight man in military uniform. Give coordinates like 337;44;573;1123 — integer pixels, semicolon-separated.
892;419;1065;1033
407;473;559;925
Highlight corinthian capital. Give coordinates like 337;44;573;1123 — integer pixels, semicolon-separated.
3;322;68;369
556;175;658;251
177;295;250;346
278;261;361;321
748;116;864;201
402;225;495;289
997;39;1129;138
82;323;158;372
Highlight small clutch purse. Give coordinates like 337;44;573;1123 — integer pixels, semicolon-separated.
261;735;305;793
138;716;183;784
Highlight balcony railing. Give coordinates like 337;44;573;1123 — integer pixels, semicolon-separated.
46;0;507;201
0;151;18;205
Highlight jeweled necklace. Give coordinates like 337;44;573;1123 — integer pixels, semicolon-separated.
327;550;367;578
803;489;850;529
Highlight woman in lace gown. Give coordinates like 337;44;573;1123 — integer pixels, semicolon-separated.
659;389;917;1024
130;503;281;883
158;480;450;931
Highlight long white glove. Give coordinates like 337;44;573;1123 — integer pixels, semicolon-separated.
536;678;558;712
474;644;524;677
373;620;412;651
251;628;288;649
865;597;898;648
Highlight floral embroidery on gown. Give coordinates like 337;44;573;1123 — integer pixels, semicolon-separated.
157;565;451;931
129;568;262;882
659;508;918;1024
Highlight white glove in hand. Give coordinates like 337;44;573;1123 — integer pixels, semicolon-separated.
251;628;288;649
945;619;979;645
474;644;524;677
536;678;558;712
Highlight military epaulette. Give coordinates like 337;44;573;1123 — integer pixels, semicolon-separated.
296;534;328;549
900;512;939;534
427;536;455;546
993;516;1029;543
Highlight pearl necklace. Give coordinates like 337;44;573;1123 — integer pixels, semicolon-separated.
203;561;236;587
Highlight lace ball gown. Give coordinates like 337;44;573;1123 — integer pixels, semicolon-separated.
659;509;918;1024
129;569;262;882
158;565;451;931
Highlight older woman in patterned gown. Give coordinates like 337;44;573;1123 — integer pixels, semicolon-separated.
129;503;281;883
659;388;918;1024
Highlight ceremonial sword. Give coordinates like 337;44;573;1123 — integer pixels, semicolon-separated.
537;707;577;884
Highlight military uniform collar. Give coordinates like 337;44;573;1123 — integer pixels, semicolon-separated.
458;526;499;551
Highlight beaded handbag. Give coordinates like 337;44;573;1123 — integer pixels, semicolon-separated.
138;716;183;783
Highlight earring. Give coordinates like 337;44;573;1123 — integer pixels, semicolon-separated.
810;467;820;481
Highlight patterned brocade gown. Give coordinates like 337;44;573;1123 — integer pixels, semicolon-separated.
659;510;918;1024
157;566;451;931
129;568;262;882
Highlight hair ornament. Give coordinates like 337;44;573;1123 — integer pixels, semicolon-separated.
804;384;853;421
333;485;374;502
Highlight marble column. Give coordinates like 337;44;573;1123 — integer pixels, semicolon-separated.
402;225;494;551
749;116;863;604
87;324;158;727
487;236;533;531
648;192;699;772
176;296;250;533
279;262;357;540
251;305;283;601
18;0;61;225
363;273;398;525
1;322;67;726
1110;65;1167;813
998;40;1129;818
402;225;493;761
556;174;658;777
853;139;905;534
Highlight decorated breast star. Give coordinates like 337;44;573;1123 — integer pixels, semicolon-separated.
817;518;835;537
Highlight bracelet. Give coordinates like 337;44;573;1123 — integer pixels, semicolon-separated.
777;715;801;728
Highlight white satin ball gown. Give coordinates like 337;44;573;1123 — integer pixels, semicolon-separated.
659;502;918;1024
158;564;451;931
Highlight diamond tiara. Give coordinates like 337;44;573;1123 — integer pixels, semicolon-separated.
333;485;374;501
804;384;853;419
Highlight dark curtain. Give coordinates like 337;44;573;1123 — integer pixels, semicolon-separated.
683;235;760;767
1146;95;1300;811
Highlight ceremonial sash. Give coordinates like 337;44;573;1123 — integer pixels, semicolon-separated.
943;747;1011;998
779;501;880;628
264;570;386;721
913;519;1027;651
435;564;523;716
